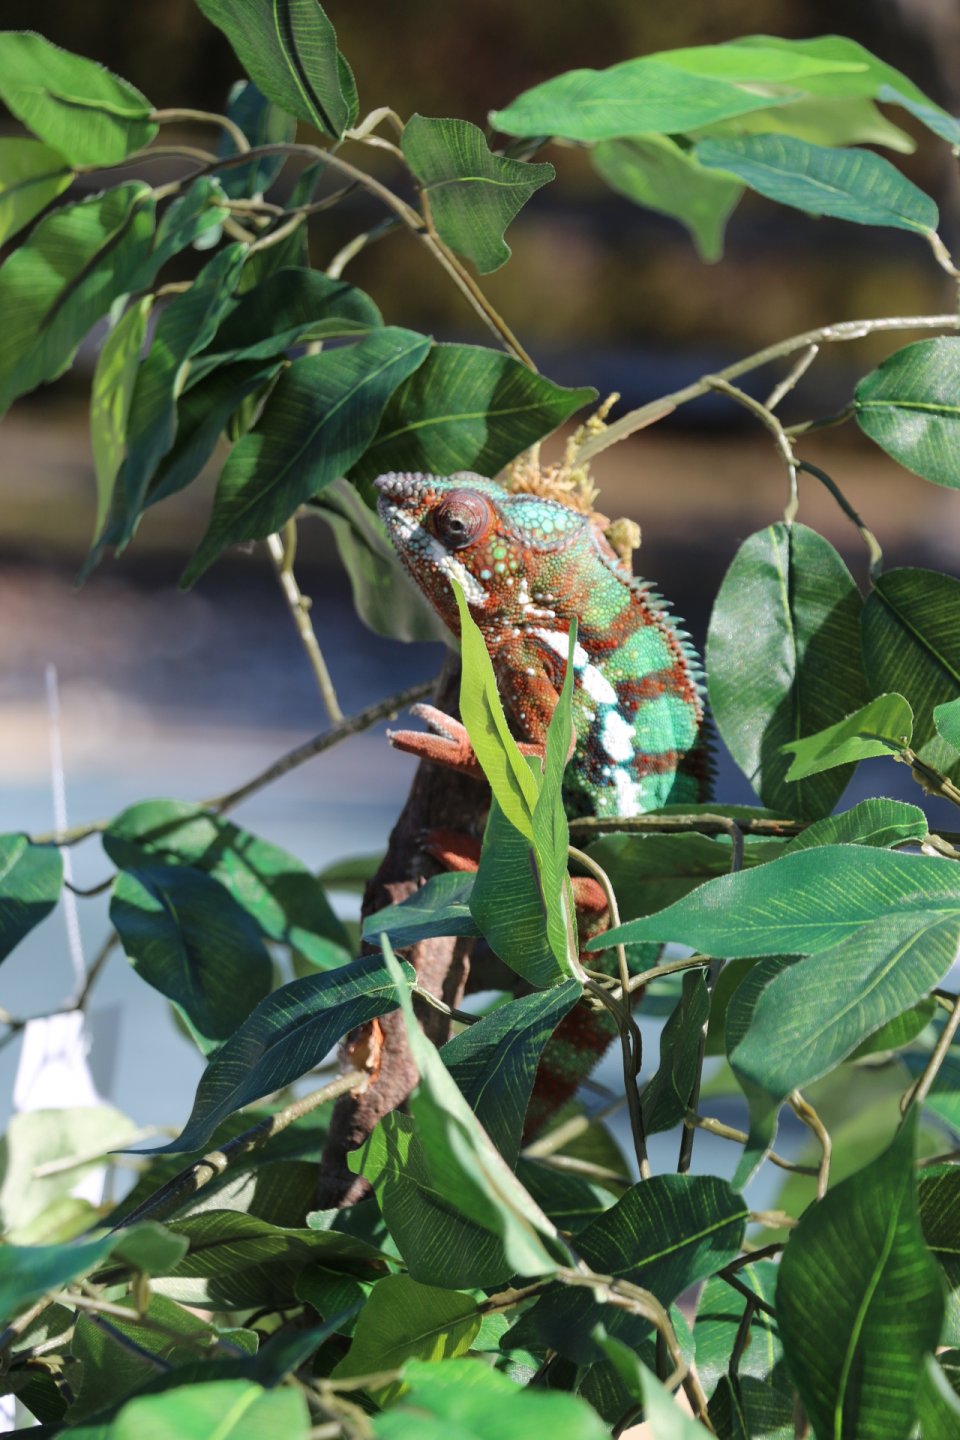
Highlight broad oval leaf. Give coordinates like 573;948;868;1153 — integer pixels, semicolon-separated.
855;338;960;491
0;32;155;166
110;864;273;1053
0;182;155;417
593;845;960;956
862;567;960;781
193;0;356;137
350;343;595;484
182;326;431;585
401;114;554;274
592;134;741;262
0;137;72;246
143;953;409;1153
0;835;62;965
782;692;913;780
707;523;870;819
696;132;938;233
777;1112;943;1440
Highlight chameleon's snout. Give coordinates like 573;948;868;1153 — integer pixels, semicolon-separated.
373;472;427;502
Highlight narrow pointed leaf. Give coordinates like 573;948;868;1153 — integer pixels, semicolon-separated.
855;339;960;490
782;692;913;779
641;969;709;1136
0;32;155;166
470;795;565;988
0;137;72;245
592;134;741;262
183;327;431;584
362;871;479;947
90;295;152;543
599;1342;712;1439
0;835;62;964
782;797;927;852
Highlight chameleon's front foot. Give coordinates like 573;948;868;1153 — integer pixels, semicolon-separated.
387;702;543;779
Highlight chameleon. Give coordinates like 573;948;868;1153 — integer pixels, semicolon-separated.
373;470;709;1133
375;470;708;815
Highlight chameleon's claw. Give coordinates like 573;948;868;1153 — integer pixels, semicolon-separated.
387;704;484;777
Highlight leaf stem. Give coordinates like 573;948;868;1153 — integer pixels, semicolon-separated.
902;991;960;1114
898;749;960;810
789;1090;831;1198
685;1112;818;1176
266;525;344;724
796;460;883;578
150;106;251;157
703;374;799;522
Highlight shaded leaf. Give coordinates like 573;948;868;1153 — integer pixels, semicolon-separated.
586;831;776;923
215;80;298;199
0;137;72;246
330;1275;481;1401
777;1111;943;1440
592;134;741;262
362;871;479;947
0;32;155;166
917;1355;960;1438
706;524;870;819
0;835;62;964
782;692;913;779
599;1338;711;1439
470;795;564;989
150;177;232;269
695;1262;783;1398
783;796;927;852
641;970;709;1136
0;1224;185;1323
401;114;554;274
936;698;960;753
183;327;431;584
351;343;595;484
90;296;152;544
855;339;960;491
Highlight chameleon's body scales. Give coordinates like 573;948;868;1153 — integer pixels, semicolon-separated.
375;472;708;817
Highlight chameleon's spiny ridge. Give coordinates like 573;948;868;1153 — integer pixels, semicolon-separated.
376;471;707;818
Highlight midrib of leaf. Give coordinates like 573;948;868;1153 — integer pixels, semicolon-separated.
833;1192;902;1440
272;0;339;137
3;166;73;196
0;838;27;887
208;1386;262;1440
426;175;541;193
874;584;960;689
607;1203;748;1276
370;401;565;446
39;193;150;333
858;398;960;416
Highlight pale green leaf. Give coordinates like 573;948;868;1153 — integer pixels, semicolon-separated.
330;1275;481;1401
90;296;152;544
0;137;72;246
782;693;913;780
855;338;960;491
783;797;927;852
592;134;741;261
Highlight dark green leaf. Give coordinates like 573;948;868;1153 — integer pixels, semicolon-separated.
706;524;870;819
90;296;152;544
0;137;72;245
401;114;554;274
150;177;232;269
592;135;741;262
311;478;451;644
183;327;431;584
848;999;936;1058
193;0;356;137
0;182;155;417
143;953;408;1153
111;864;273;1053
470;795;564;989
918;1355;960;1438
695;1262;783;1398
330;1275;481;1400
0;835;62;964
598;1337;710;1438
595;845;960;955
216;80;298;199
783;796;927;852
777;1111;943;1440
855;339;960;490
696;133;938;233
350;343;595;484
363;871;479;947
918;1166;960;1346
441;983;582;1165
641;970;709;1135
782;693;913;779
0;32;155;166
105;799;351;967
862;568;960;782
586;831;775;923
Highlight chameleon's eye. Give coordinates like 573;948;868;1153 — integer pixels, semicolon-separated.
432;490;491;550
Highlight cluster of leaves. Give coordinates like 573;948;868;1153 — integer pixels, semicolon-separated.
3;4;960;1439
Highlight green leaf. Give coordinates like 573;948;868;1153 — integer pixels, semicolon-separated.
586;831;775;924
152;1209;385;1308
0;1106;139;1240
862;568;960;782
441;983;582;1165
594;845;960;955
150;178;232;269
783;796;928;852
90;296;152;545
0;182;155;417
0;137;72;246
330;1275;481;1401
490;57;805;143
362;871;479;947
918;1355;960;1438
592;134;741;262
371;1358;608;1439
361;939;564;1280
879;85;960;147
848;999;936;1059
107;1380;309;1440
782;693;913;780
105;799;351;968
401;114;554;274
729;911;960;1160
641;970;710;1136
0;835;62;964
469;794;565;989
110;864;273;1054
215;80;298;199
902;1051;960;1134
776;1111;943;1440
0;1224;185;1323
0;32;155;166
144;953;408;1153
182;327;431;585
696;133;938;233
936;698;960;753
706;523;871;819
191;266;383;379
699;93;915;153
855;339;960;491
350;343;595;484
598;1339;711;1439
918;1165;960;1343
311;478;451;644
695;1262;783;1398
193;0;356;137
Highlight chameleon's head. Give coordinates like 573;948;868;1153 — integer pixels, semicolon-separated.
374;471;591;631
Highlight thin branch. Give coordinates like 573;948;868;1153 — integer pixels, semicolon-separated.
528;1152;631;1186
150;106;251;157
928;230;960;280
568;844;629;999
721;1271;778;1321
568;812;805;839
764;343;819;411
704;374;799;522
898;749;960;810
789;1091;831;1199
411;985;482;1026
903;993;960;1114
267;525;344;724
575;312;960;463
796;461;883;578
585;979;651;1180
521;1096;626;1160
686;1112;818;1176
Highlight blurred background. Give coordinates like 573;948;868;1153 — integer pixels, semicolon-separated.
1;0;959;1192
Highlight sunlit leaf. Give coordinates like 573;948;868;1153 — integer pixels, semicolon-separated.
855;339;960;491
782;692;913;780
89;296;152;545
0;137;72;246
0;835;62;965
782;796;927;852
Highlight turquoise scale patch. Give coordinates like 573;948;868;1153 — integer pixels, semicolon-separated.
633;691;699;754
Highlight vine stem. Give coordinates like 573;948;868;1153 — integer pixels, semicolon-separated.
568;845;629;998
704;374;800;521
902;993;960;1114
788;1091;832;1198
796;460;884;577
685;1112;817;1176
575;312;960;463
266;524;344;724
150;107;250;157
